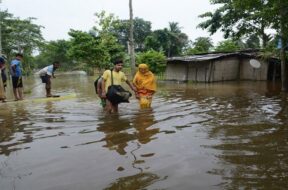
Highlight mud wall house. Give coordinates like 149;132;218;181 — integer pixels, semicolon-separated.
165;52;279;83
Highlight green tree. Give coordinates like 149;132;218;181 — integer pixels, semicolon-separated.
68;30;109;69
185;37;214;55
198;0;271;48
111;17;152;52
136;50;166;74
34;40;71;70
67;12;125;72
245;34;261;49
144;22;188;57
0;10;44;73
214;39;240;52
166;22;189;57
92;11;125;64
144;29;169;53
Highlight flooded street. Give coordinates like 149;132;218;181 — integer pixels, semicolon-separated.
0;73;288;190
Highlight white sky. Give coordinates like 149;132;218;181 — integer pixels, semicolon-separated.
1;0;224;44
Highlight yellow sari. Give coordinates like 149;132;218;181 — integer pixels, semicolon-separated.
133;64;156;108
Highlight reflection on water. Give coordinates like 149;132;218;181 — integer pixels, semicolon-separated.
0;74;288;190
104;172;165;190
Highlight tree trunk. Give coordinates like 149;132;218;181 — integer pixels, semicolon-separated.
129;0;136;76
280;44;287;91
279;1;287;92
0;2;2;55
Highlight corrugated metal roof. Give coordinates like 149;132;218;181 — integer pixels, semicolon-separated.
167;52;244;62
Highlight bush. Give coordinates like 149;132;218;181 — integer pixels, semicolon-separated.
136;50;166;74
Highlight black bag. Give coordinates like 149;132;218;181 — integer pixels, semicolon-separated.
106;85;132;104
106;70;131;105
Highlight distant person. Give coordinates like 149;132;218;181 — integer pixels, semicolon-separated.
133;64;157;109
0;56;7;102
38;61;60;97
10;53;24;101
101;59;136;113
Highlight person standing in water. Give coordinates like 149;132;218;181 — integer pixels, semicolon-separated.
133;64;157;109
38;61;60;97
10;53;24;101
101;59;136;113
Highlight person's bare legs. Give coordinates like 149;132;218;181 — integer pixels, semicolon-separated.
18;87;24;100
46;88;52;97
13;88;19;100
104;100;112;113
46;80;52;97
111;104;118;113
104;100;119;113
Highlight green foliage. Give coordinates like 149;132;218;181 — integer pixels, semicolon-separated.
110;17;152;52
91;11;125;66
1;10;44;56
245;34;261;49
214;39;241;52
136;50;166;74
144;22;188;57
34;40;71;70
198;0;272;48
185;37;214;55
67;30;109;68
144;29;169;53
0;10;44;74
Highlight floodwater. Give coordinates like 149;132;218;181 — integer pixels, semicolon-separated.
0;72;288;190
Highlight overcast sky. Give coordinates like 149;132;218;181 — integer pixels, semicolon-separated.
1;0;224;44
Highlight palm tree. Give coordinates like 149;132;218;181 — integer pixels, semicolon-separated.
166;22;188;57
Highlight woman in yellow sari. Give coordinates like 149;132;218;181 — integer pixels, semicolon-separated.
133;64;157;109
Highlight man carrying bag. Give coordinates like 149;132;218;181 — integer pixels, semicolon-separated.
101;59;136;113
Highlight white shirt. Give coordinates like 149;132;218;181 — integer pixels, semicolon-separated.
38;65;54;76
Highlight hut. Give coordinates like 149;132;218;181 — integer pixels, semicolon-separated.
166;50;280;82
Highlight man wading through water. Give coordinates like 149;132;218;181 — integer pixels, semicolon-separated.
101;59;136;113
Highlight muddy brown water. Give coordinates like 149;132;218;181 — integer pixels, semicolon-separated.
0;73;288;190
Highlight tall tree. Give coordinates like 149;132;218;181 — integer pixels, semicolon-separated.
111;18;152;52
185;37;214;55
129;0;136;75
144;22;188;57
34;40;71;70
0;10;44;73
198;0;271;48
214;39;241;52
166;22;188;57
273;0;288;91
92;11;125;64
